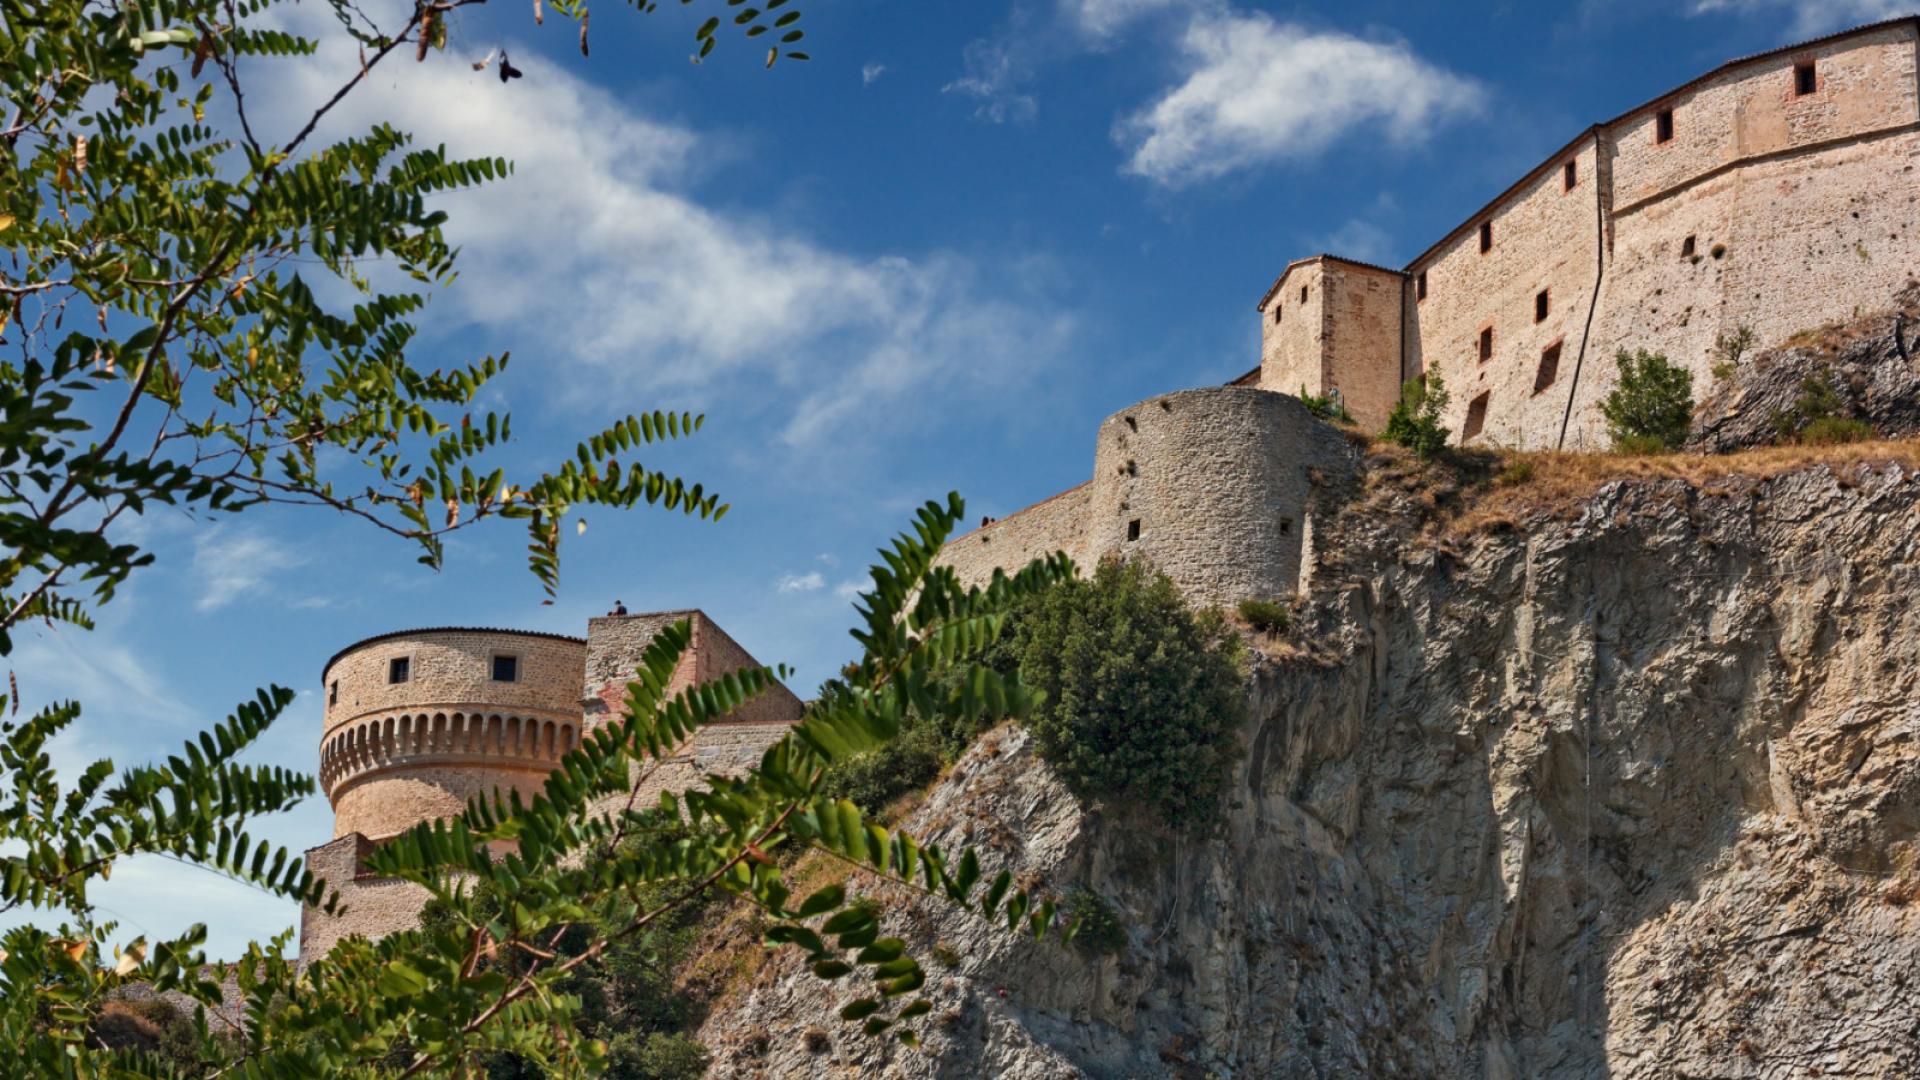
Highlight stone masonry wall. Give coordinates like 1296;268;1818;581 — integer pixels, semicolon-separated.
937;483;1093;592
1088;388;1353;606
298;833;433;963
1319;260;1406;431
1259;260;1329;402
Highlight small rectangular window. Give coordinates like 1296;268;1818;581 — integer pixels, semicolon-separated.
1479;221;1493;253
1416;271;1429;301
1300;285;1308;303
1681;235;1697;258
1535;290;1550;323
1126;519;1141;542
1535;342;1562;394
1478;326;1494;363
329;681;339;706
1274;304;1282;324
1463;392;1490;440
1795;60;1816;97
1656;108;1674;144
1563;160;1577;191
491;654;518;683
387;657;410;685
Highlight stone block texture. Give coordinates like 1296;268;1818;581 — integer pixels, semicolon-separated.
937;387;1354;608
1256;17;1920;451
300;613;800;964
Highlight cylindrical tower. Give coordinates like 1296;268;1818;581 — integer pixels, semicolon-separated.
318;628;588;841
1087;386;1351;606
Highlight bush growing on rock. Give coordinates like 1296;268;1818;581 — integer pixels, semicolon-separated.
1601;349;1694;452
1384;367;1452;460
1064;889;1129;957
1012;558;1244;829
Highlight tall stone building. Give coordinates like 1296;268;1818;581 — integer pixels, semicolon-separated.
298;611;802;962
1261;16;1920;448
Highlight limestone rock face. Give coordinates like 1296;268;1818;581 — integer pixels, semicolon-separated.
699;459;1920;1078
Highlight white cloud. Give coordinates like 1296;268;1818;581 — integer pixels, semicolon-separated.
1061;0;1192;40
862;62;888;86
1114;11;1482;188
1689;0;1916;35
267;4;1071;453
776;571;826;593
193;527;305;612
834;578;869;602
943;32;1039;123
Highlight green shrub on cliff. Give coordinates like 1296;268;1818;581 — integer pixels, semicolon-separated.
1012;559;1244;830
1602;349;1694;452
1384;367;1452;460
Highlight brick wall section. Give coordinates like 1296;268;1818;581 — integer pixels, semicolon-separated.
937;483;1093;591
1318;261;1407;430
1258;17;1920;451
581;612;803;730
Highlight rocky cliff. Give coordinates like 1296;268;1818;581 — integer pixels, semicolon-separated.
697;435;1920;1078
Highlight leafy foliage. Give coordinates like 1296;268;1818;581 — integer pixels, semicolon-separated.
1236;597;1289;636
1297;385;1353;424
1770;369;1871;445
1063;888;1127;957
1384;366;1451;460
1011;558;1244;831
1711;324;1756;381
1601;349;1694;453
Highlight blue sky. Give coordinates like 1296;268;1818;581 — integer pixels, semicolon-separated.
13;0;1913;956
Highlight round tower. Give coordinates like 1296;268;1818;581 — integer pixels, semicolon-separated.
1087;386;1352;605
318;628;589;841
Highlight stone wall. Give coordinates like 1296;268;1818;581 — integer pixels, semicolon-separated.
937;483;1092;592
1318;260;1406;430
298;833;433;962
1087;388;1352;606
1259;260;1329;402
581;611;803;729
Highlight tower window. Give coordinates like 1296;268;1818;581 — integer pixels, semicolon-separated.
1535;290;1550;323
1563;160;1577;191
1274;304;1282;324
1127;519;1141;542
1300;285;1308;303
1416;271;1429;301
491;654;519;683
1681;235;1697;258
1535;342;1562;394
1463;392;1491;440
329;681;339;706
1478;326;1494;363
1479;221;1493;253
387;657;410;685
1795;60;1816;97
1656;108;1674;144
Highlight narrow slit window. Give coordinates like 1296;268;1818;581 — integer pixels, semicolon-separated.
1126;519;1141;542
329;681;339;706
1274;304;1283;324
1479;221;1493;253
1463;392;1490;440
1535;290;1550;323
1300;285;1308;303
1279;517;1293;536
1478;326;1494;363
1535;342;1562;394
387;657;410;685
491;654;518;683
1795;60;1816;97
1563;160;1577;191
1656;108;1674;144
1681;235;1697;258
1416;271;1429;301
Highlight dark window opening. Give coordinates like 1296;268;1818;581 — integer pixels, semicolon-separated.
1300;285;1308;303
1478;326;1494;363
387;657;410;685
1535;290;1550;323
1795;60;1816;97
1416;271;1429;301
1126;519;1141;542
492;654;518;683
1463;392;1491;440
1681;235;1697;258
1279;517;1293;536
1535;342;1562;394
1479;221;1493;253
1656;108;1674;144
329;681;338;706
1563;160;1577;191
1273;304;1282;324
1124;415;1137;431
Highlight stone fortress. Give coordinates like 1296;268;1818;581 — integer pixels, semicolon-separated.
936;16;1920;596
299;613;802;961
